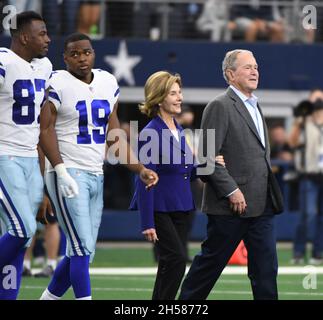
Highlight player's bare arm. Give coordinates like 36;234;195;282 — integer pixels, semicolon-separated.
39;99;62;166
107;102;159;189
36;144;54;224
39;99;79;198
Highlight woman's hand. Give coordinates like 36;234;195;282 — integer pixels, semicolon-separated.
142;228;159;243
215;154;225;167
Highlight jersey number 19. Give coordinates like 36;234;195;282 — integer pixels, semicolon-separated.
75;99;110;144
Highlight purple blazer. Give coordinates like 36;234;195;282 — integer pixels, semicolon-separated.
129;116;196;231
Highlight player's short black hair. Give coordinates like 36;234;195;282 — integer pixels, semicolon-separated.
10;11;44;37
64;33;92;52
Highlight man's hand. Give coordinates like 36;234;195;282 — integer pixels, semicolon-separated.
142;228;159;243
0;187;3;200
36;195;54;225
139;167;159;190
229;189;247;214
55;164;79;198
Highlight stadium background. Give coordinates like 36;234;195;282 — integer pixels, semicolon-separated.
1;0;323;299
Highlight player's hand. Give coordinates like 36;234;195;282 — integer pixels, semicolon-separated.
229;189;247;215
215;154;225;167
0;187;3;200
139;167;159;190
36;195;54;225
142;228;159;243
55;163;79;198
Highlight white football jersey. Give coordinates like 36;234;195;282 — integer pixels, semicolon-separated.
48;69;120;173
0;48;52;157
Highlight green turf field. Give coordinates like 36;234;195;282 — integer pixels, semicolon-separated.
18;243;323;300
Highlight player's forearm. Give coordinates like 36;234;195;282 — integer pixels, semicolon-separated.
39;126;63;168
125;162;145;174
121;140;146;173
107;135;145;173
37;145;46;176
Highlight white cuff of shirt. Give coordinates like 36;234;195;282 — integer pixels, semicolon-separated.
226;188;239;197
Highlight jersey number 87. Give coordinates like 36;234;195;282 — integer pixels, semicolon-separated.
12;79;46;125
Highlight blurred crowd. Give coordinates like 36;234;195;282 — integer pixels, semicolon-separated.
269;89;323;265
0;0;101;36
0;0;322;43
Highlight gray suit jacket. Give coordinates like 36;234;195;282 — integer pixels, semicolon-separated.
199;87;283;217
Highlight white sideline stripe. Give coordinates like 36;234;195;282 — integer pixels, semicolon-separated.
20;286;323;297
31;266;323;276
93;277;323;285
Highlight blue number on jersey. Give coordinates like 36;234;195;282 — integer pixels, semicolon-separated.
75;99;111;144
12;79;46;125
92;100;110;144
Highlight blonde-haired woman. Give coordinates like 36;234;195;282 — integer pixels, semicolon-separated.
130;71;224;299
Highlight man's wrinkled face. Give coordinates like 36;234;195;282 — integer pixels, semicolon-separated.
228;52;259;96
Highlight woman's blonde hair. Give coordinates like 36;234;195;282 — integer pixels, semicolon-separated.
139;71;182;118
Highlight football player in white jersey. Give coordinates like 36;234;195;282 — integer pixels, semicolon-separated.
0;11;54;300
38;33;158;300
0;11;78;300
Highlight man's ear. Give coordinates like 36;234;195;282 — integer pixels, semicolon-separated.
19;32;28;46
226;69;234;82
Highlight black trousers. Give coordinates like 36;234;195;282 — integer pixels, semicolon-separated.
179;213;278;300
152;211;191;300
